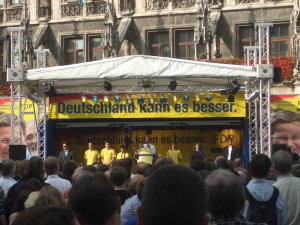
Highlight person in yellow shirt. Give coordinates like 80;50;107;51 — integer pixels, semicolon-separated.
101;142;116;166
166;142;182;164
84;142;100;165
116;145;129;159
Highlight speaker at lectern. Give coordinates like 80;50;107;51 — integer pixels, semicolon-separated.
9;145;26;161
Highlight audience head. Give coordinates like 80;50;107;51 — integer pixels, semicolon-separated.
190;158;206;171
15;159;29;179
250;154;272;178
97;164;110;173
215;156;226;169
24;156;45;180
136;162;149;175
110;166;128;187
35;194;63;208
44;156;59;175
12;178;42;213
233;158;244;168
123;158;133;170
138;165;208;225
61;160;79;182
111;159;125;168
12;206;80;225
272;150;293;176
205;169;245;217
291;164;300;178
82;165;97;172
152;157;174;172
39;185;66;206
2;158;16;177
68;172;120;225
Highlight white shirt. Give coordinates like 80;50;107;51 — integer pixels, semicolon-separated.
0;176;17;197
228;146;232;160
45;174;72;195
143;143;156;154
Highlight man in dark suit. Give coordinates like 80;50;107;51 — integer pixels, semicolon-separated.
223;138;238;160
58;142;75;161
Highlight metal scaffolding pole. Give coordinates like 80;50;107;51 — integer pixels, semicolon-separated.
37;97;47;159
33;49;49;159
248;98;259;156
8;27;25;145
255;23;273;157
245;23;273;158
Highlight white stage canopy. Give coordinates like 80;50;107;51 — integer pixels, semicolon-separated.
25;55;257;94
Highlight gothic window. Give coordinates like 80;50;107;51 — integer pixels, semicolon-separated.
238;24;290;57
239;26;255;57
64;37;84;65
88;35;103;61
148;31;170;57
175;29;195;60
271;24;289;56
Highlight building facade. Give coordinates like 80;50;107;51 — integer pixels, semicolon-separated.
0;0;296;83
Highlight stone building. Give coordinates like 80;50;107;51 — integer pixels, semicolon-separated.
0;0;295;79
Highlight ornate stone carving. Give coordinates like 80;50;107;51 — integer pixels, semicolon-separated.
7;7;22;21
174;0;196;8
86;1;106;15
236;0;259;4
62;3;83;17
146;0;168;11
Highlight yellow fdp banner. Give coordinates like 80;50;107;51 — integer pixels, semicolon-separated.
0;97;37;121
49;92;246;119
271;95;300;113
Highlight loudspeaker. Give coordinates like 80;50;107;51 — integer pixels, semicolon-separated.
273;68;283;83
9;145;26;161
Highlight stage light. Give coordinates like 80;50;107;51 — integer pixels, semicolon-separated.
149;96;155;104
195;95;200;102
227;80;240;95
160;96;167;104
103;96;109;103
81;95;87;103
126;96;132;104
173;95;178;102
205;94;212;102
44;81;56;97
138;96;144;104
104;81;112;91
183;95;189;102
168;80;177;90
92;95;99;102
115;96;121;103
228;95;235;102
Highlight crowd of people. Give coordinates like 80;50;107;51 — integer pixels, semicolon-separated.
1;108;300;224
0;146;299;225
